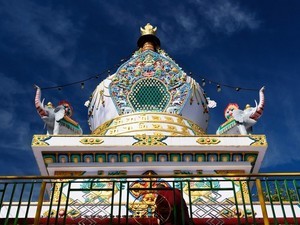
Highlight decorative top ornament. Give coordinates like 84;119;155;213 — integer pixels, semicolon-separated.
140;23;157;36
137;23;160;49
89;24;210;133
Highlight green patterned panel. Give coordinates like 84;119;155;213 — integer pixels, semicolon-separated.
71;154;81;163
120;153;131;163
128;78;170;111
244;153;258;164
170;153;181;162
96;154;106;163
195;153;206;162
43;154;56;165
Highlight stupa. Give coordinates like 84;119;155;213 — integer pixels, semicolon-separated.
28;24;274;224
32;23;267;177
4;23;300;225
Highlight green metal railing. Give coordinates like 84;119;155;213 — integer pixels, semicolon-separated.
0;173;299;225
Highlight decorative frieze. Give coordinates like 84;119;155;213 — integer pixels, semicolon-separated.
42;152;258;165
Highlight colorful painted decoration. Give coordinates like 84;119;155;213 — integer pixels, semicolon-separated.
196;137;220;145
80;138;104;145
32;135;51;146
249;135;267;146
42;151;258;167
34;85;82;135
216;87;265;135
133;134;167;146
109;50;190;115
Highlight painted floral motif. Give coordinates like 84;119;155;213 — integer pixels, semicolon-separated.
196;137;221;145
80;137;104;145
249;135;267;146
32;135;51;146
133;134;167;146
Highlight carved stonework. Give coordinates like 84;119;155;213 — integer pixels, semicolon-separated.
32;135;50;146
196;137;220;145
133;134;167;146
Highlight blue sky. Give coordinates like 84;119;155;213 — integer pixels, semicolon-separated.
0;0;299;175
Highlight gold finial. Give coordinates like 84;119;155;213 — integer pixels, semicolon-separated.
47;102;54;108
245;104;251;109
137;23;160;49
140;23;157;36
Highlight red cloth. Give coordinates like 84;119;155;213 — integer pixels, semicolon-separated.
155;188;190;225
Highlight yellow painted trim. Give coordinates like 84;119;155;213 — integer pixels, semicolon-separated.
250;135;268;146
34;181;47;225
256;179;270;225
1;173;300;180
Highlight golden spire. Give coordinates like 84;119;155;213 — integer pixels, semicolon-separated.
137;23;161;51
140;23;157;36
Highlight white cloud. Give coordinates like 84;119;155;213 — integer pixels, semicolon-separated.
0;73;26;98
100;2;139;27
98;2;206;53
0;1;81;68
193;0;260;34
157;9;207;53
0;109;14;129
97;1;259;54
173;7;197;31
0;73;33;150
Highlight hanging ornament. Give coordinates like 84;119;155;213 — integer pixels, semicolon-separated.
235;87;241;91
81;82;85;89
217;84;221;92
202;79;206;86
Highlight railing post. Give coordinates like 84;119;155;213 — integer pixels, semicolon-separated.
256;179;269;225
34;181;47;225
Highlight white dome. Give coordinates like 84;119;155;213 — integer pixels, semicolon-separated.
87;49;209;135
